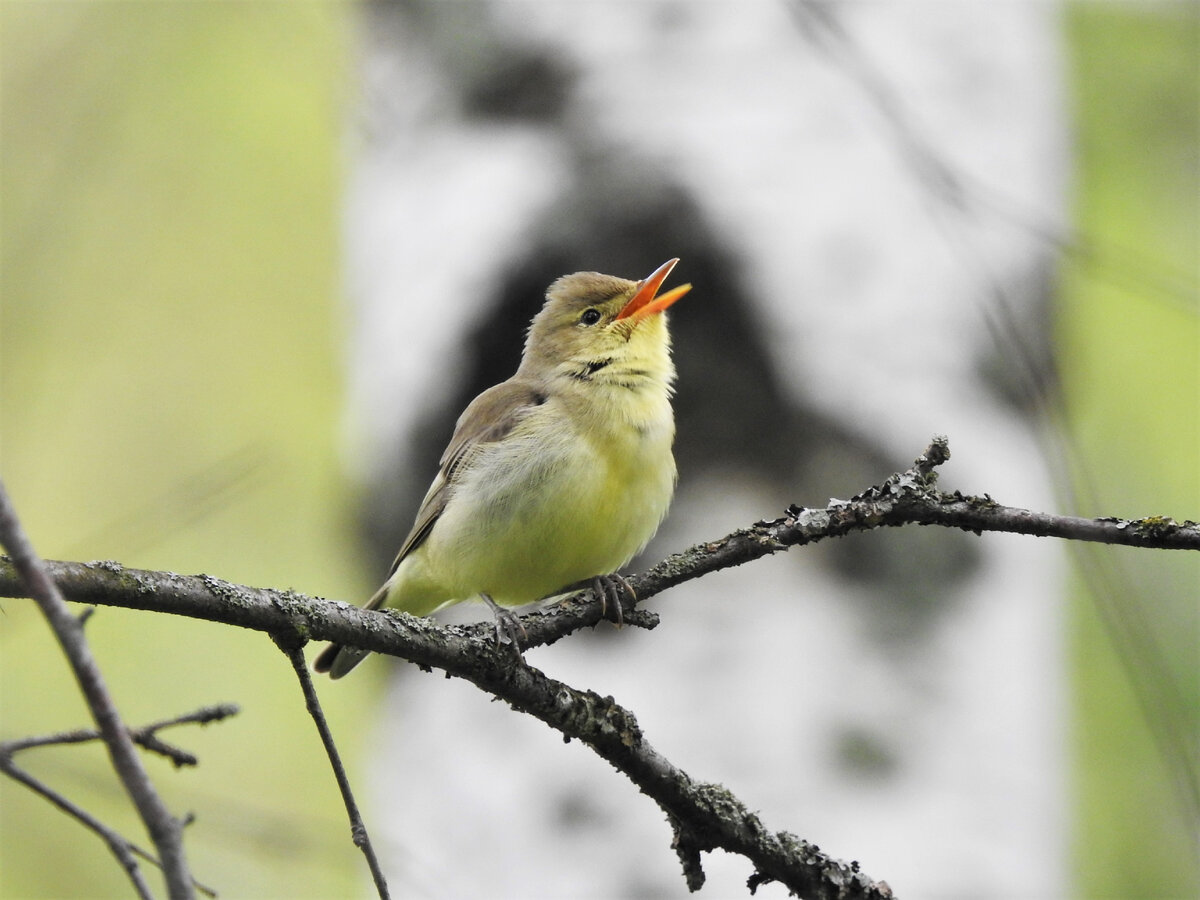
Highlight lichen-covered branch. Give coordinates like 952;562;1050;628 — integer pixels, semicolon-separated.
630;436;1199;609
2;437;1196;897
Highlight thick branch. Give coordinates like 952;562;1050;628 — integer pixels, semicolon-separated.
1;440;1194;651
2;437;1195;896
0;559;888;896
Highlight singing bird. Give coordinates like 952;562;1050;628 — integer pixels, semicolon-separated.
315;259;691;678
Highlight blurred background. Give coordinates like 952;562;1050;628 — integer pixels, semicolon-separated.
0;2;1195;898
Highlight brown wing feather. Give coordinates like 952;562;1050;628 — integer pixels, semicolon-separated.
314;377;547;678
381;377;547;581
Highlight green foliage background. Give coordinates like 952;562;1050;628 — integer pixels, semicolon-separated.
1;4;370;897
1062;4;1199;898
0;2;1195;898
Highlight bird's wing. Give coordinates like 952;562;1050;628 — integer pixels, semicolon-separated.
378;377;547;587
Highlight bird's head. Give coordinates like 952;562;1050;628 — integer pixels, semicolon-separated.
521;258;691;387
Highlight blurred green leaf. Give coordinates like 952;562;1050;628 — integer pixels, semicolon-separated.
1062;3;1200;898
0;4;375;897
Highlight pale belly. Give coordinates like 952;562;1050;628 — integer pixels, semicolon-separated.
392;408;675;614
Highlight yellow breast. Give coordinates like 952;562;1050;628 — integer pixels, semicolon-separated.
397;385;675;613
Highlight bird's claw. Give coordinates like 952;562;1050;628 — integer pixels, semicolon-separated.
482;593;527;657
593;573;634;627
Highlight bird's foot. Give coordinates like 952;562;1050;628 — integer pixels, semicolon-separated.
482;593;527;656
593;573;635;627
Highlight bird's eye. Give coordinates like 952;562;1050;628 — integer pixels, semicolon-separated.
579;308;602;326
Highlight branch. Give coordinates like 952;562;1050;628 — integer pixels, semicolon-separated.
0;752;157;900
628;436;1198;610
271;632;391;898
0;479;195;899
1;704;239;769
0;709;233;898
2;438;1196;895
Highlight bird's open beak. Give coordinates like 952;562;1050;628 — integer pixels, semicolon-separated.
615;258;692;322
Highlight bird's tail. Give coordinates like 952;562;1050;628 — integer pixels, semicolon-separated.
312;583;390;678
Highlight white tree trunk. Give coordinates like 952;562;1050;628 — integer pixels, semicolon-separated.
346;3;1068;896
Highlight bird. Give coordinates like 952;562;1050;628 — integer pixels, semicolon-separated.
314;259;691;678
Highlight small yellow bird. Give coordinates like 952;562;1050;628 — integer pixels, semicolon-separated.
315;259;691;677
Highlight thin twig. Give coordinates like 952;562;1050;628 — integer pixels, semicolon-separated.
0;479;195;899
2;704;240;769
0;719;226;899
0;750;157;900
271;632;391;899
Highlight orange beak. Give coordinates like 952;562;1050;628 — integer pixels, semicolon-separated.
614;258;692;321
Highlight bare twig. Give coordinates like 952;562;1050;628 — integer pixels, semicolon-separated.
271;632;391;899
0;747;158;900
131;704;240;769
1;704;240;769
0;709;232;899
0;479;195;899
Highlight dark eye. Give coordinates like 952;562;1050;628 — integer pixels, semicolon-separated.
579;308;602;326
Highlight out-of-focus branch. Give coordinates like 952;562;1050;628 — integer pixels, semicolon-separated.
0;708;234;899
1;704;239;769
0;480;195;900
0;750;157;900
